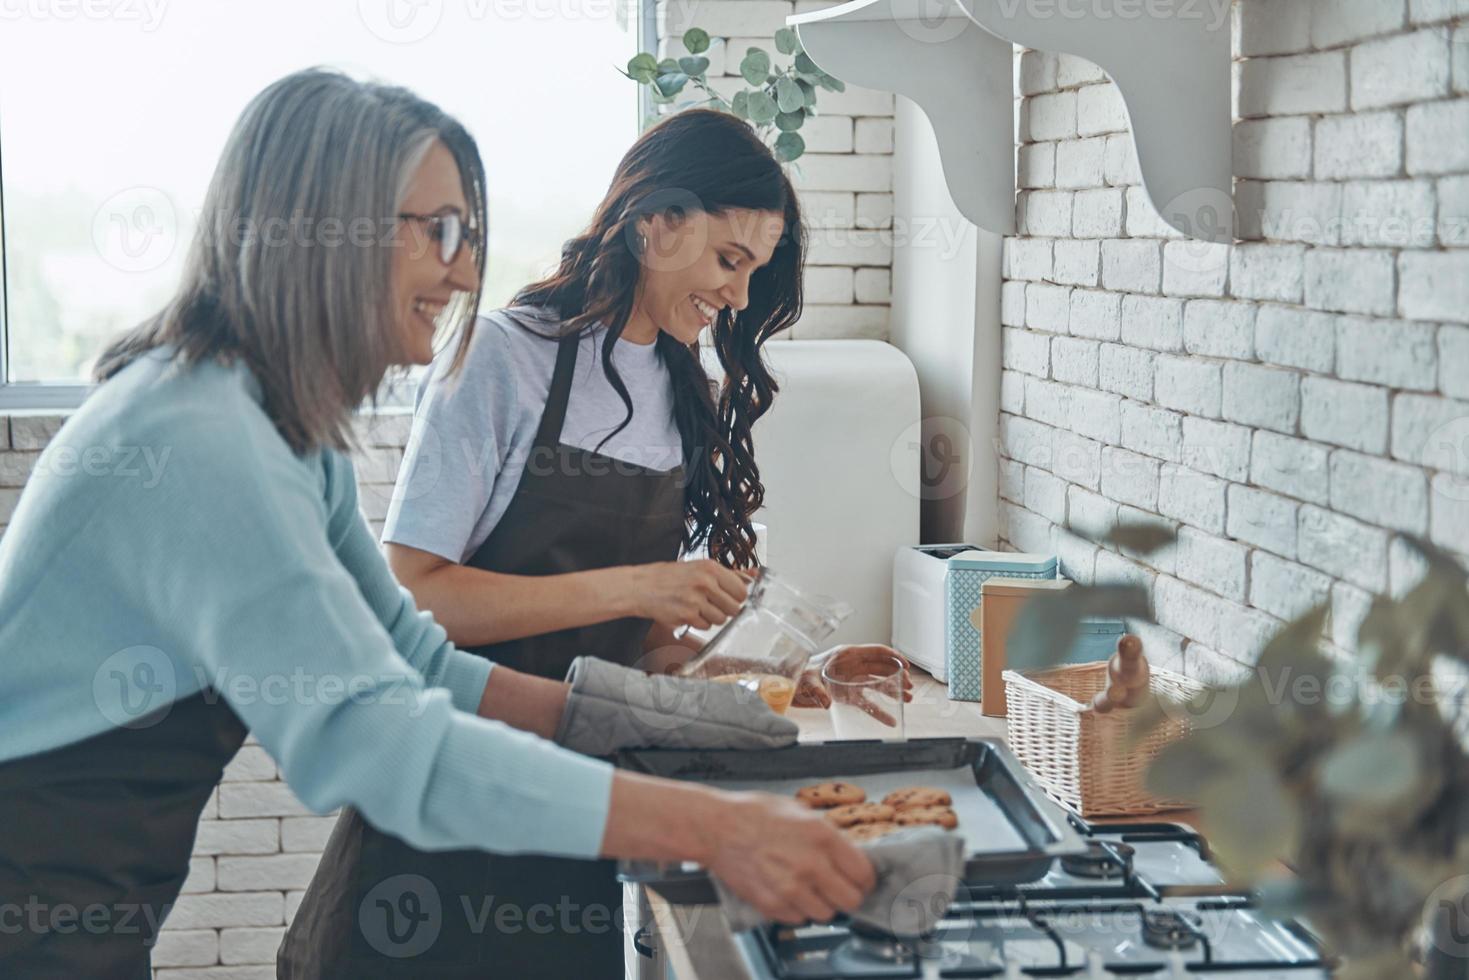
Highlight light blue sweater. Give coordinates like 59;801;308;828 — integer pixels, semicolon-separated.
0;348;613;857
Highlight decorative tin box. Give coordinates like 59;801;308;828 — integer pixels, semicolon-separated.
945;550;1056;701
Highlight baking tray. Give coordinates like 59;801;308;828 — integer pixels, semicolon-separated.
615;737;1086;904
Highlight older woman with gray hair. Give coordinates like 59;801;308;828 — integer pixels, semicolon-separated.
0;68;874;978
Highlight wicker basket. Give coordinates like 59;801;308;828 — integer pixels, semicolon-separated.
1002;661;1207;818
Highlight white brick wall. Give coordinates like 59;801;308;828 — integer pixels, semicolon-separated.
660;0;894;340
998;2;1469;682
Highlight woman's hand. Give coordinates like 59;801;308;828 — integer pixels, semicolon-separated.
703;791;876;925
791;645;916;716
623;560;749;630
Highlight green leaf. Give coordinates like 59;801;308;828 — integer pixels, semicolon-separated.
740;48;771;86
657;58;679;72
678;55;710;77
774;26;799;55
730;90;750;119
745;89;778;125
775;76;804;114
794;51;819;75
1198;764;1301;880
626;52;659;84
682;27;710;54
796;78;817;107
1105;522;1176;556
1318;731;1423;808
775;109;805;132
1005;584;1151;672
817;73;846;93
1146;738;1231;800
773;131;805;162
654;72;689;97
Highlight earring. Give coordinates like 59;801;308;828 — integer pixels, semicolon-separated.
638;232;647;254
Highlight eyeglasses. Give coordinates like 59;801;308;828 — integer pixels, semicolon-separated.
398;212;472;265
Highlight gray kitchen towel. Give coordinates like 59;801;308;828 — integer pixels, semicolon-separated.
714;827;966;937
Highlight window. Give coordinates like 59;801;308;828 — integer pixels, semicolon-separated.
0;0;646;406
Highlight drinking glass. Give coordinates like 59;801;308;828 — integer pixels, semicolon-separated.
822;652;907;740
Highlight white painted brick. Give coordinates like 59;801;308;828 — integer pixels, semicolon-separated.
218;783;315;819
1069;290;1122;341
1023;190;1074;237
1163;242;1230;298
1103;134;1141;185
1053;429;1103;491
1020;49;1059;96
1301;377;1391;454
1399;251;1469;324
1120;402;1183;463
1430;472;1469;553
1154;575;1226;649
222;746;277;783
1233;117;1312;179
790;154;891;193
855;192;894;229
0;452;37;487
1025;467;1069;524
1053;529;1099;585
1406;98;1469;174
792;304;889;340
1312;0;1406;47
1099;343;1155;401
1340;180;1438;248
1240;180;1343;246
152;929;220;968
1237;0;1313;57
800;191;856;230
1057;53;1106;88
1051;337;1099;386
854;268;890;304
1029;90;1078;140
1254;303;1335;373
1101;239;1162;293
1001;281;1027;327
1077;83;1128;136
1000;458;1025;503
1181;417;1252;483
1392;393;1469;476
1116;505;1179;574
1073;188;1125;238
657;3;792;40
1228;484;1300;559
1388;534;1432;597
1001;371;1027;416
1228;244;1305;304
1303;248;1397;316
1250;552;1333;623
1457;24;1469;95
1441;325;1469;399
1002;413;1055;469
1314;112;1404;179
1238;52;1348;117
1184;300;1255;359
1411;0;1469;22
795;115;854;154
1052;240;1100;287
805;229;892;267
1298;504;1391;592
1068;485;1118;540
8;414;64;450
1005;502;1056;554
1351;28;1450;110
1056;137;1106;189
1175;527;1249;601
216;854;321;892
1218;601;1287;665
854;118;893;154
1005;238;1053;281
1099;446;1161;510
1097;549;1157;594
1222;362;1300;434
1336;315;1439;390
164;892;285;931
280;815;338;852
193;819;279;857
1026;284;1072;333
1025;377;1072;430
1019;142;1057;189
1155;355;1222;418
181;856;215;894
1157;464;1227;534
0;487;21;524
1329;450;1430;534
220;926;287;966
1124;186;1185;240
1252;430;1330;504
1331;580;1374;651
1441;175;1469;246
803;266;855;305
1067;387;1123;444
808;83;894;117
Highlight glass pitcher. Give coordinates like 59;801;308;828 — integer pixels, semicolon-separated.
676;568;852;714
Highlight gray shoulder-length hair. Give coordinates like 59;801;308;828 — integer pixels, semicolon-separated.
95;67;487;454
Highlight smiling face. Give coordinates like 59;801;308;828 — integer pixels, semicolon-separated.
626;206;786;345
390;140;481;365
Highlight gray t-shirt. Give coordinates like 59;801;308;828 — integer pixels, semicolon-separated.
383;307;683;563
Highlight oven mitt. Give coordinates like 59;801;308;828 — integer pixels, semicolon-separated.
553;655;799;756
715;827;966;938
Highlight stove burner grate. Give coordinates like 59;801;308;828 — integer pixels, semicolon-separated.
1140;907;1203;951
1059;840;1136;880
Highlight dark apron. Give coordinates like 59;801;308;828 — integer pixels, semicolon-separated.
0;691;248;978
280;334;686;979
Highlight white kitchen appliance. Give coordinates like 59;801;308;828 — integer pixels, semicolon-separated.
890;543;981;682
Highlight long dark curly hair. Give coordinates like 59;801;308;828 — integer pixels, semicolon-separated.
507;109;805;569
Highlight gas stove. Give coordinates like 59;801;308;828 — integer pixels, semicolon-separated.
734;818;1332;978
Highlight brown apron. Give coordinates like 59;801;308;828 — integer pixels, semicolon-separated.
0;691;248;978
280;334;686;979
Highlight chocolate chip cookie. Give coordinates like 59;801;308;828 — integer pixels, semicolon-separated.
795;781;866;809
